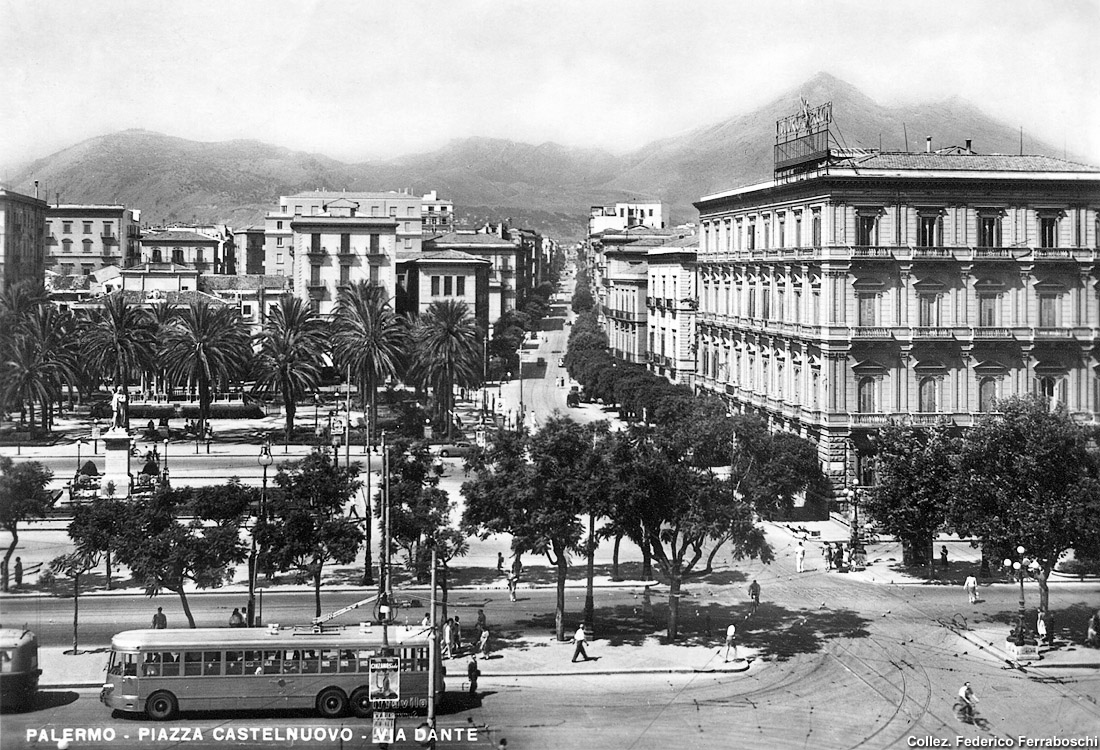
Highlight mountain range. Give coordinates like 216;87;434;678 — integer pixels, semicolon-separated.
5;73;1082;240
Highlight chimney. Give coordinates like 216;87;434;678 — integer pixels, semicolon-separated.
926;136;932;153
965;139;972;152
34;180;39;199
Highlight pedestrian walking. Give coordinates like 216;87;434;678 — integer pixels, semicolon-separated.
453;616;463;653
421;612;431;627
963;574;979;604
507;575;518;602
442;618;453;659
14;556;22;588
748;579;761;614
724;622;738;661
475;609;487;638
941;545;949;570
467;656;479;695
571;624;589;662
152;607;167;629
496;552;505;574
511;555;523;580
1036;609;1048;646
823;543;833;571
795;542;806;573
229;608;245;628
479;627;491;657
833;545;845;571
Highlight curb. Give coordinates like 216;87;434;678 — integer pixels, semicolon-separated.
951;628;1100;670
43;663;754;690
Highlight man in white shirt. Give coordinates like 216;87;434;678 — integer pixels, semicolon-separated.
724;622;738;661
571;624;589;662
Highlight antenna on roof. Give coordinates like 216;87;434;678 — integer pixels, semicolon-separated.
902;123;909;153
1019;127;1023;156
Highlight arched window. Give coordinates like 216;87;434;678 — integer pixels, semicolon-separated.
858;377;876;413
978;377;997;412
918;377;938;413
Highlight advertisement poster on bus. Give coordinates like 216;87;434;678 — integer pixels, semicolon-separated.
368;656;400;705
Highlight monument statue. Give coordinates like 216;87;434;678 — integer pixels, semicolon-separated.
110;387;128;430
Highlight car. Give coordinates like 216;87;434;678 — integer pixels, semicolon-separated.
557;357;565;367
435;441;474;458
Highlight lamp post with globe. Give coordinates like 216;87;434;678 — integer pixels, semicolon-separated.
1004;545;1040;649
248;441;273;627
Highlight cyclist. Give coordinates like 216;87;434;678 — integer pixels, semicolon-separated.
957;681;977;722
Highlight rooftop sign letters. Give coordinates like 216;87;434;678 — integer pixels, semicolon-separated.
775;99;832;172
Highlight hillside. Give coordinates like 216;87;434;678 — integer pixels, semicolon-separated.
7;73;1077;240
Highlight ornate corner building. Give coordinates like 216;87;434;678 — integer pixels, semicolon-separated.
694;137;1100;494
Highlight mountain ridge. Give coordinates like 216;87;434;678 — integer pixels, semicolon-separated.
7;73;1083;240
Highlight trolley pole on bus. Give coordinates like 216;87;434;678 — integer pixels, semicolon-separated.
427;544;438;749
380;431;390;649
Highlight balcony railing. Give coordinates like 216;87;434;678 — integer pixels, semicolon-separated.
851;326;892;339
1033;327;1073;339
972;327;1013;339
911;326;955;339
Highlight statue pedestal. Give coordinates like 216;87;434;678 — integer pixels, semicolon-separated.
101;428;132;498
1005;639;1040;662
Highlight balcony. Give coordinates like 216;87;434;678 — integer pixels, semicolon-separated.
306;245;327;258
851;326;893;340
1033;327;1074;339
849;246;894;259
971;327;1013;340
101;233;118;244
910;247;956;260
911;326;955;339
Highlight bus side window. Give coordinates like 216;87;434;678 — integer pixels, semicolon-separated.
184;652;203;677
225;651;244;676
123;653;138;677
301;649;319;674
262;650;281;675
0;649;12;673
160;652;180;677
357;649;371;672
282;650;300;674
203;651;223;676
143;653;161;677
338;650;356;673
244;650;262;675
319;649;338;674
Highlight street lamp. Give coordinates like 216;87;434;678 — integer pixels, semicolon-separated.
162;438;169;474
331;433;341;469
1003;545;1040;647
75;437;87;476
249;441;273;627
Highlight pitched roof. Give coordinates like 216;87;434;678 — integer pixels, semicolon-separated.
840;151;1100;173
399;249;491;265
121;262;200;273
201;274;290;292
141;230;219;244
114;289;228;306
425;232;515;248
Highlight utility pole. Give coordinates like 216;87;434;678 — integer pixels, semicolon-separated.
427;544;438;748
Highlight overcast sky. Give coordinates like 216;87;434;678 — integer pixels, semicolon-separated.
2;0;1098;171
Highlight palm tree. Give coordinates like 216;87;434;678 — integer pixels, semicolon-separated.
331;282;408;438
253;295;328;443
147;301;180;400
408;299;482;437
159;300;252;435
1;303;80;431
79;292;156;427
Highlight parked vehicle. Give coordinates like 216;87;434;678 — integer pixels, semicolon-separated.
434;442;474;458
0;628;40;712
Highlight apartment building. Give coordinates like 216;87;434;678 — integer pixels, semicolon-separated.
0;187;48;291
263;191;422;282
694;146;1100;495
45;204;140;276
138;230;222;273
647;234;698;386
423;232;522;324
421;190;455;235
588;199;669;237
396;249;491;332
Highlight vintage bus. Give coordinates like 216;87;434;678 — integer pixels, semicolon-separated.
0;628;40;711
100;624;442;720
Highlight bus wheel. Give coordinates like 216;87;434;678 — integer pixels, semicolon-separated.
145;691;178;721
316;687;348;718
350;687;373;718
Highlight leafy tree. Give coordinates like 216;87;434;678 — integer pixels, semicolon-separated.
159;300;252;434
79;292;156;427
863;420;957;574
49;549;100;653
429;524;470;623
462;418;595;640
0;456;54;591
69;497;129;590
332;282;408;438
383;439;449;583
951;396;1100;613
253;295;328;443
609;425;772;639
259;451;363;617
71;483;253;626
408;300;482;437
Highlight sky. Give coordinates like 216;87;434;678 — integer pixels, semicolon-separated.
2;0;1098;172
